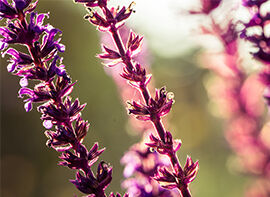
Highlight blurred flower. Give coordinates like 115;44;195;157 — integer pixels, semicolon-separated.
189;0;222;14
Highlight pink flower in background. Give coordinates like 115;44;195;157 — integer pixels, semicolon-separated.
189;0;270;195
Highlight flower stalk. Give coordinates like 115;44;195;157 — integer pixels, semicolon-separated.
74;0;198;196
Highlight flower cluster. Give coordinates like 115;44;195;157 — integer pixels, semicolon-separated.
240;0;270;106
0;0;127;196
189;1;270;196
74;0;198;196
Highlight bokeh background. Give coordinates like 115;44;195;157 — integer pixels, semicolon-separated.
0;0;257;196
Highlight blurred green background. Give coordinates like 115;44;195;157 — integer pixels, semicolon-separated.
1;0;248;197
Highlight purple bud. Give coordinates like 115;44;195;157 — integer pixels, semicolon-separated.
19;77;28;87
43;120;53;129
24;101;32;112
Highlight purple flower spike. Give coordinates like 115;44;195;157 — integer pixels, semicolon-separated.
74;0;198;195
1;0;116;195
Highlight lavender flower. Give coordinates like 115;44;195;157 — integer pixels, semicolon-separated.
1;0;127;196
74;0;198;196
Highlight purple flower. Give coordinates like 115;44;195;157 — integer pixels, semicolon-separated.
74;0;198;195
45;125;75;151
18;85;51;111
84;2;134;31
2;48;33;72
46;55;69;81
38;97;86;125
39;28;65;59
59;143;104;170
154;156;199;190
0;12;47;45
0;0;37;20
128;87;173;121
71;161;112;195
2;0;116;196
146;131;181;155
